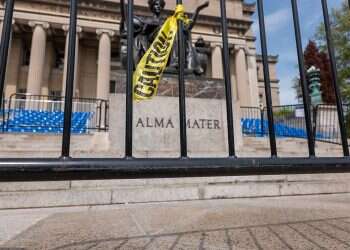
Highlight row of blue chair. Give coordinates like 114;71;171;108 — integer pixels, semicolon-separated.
241;118;329;139
2;110;92;134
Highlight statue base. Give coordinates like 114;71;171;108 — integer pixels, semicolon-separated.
114;70;225;99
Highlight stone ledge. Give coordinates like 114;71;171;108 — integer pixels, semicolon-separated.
1;175;350;209
0;181;70;192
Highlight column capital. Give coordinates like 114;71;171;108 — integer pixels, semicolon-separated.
62;25;83;34
210;42;222;49
96;29;115;38
233;45;252;56
28;21;50;30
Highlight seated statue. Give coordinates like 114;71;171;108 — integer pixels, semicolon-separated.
120;0;209;76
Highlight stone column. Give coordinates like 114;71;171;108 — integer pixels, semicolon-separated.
234;47;251;106
247;53;260;107
4;20;17;99
211;44;223;79
62;25;82;97
96;29;114;129
96;29;114;101
26;21;49;95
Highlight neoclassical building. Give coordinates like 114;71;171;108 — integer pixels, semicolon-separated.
0;0;280;107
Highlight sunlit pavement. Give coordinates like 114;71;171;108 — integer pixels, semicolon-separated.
1;194;350;249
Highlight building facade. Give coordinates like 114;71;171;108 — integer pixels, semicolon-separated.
0;0;280;107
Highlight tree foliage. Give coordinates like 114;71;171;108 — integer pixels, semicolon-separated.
293;40;335;104
315;1;350;103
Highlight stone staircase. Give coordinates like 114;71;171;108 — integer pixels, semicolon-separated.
0;134;348;209
238;137;344;157
0;133;112;158
0;133;343;158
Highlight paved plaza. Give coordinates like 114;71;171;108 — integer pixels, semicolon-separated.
1;194;350;249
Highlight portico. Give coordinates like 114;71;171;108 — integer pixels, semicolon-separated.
0;0;280;107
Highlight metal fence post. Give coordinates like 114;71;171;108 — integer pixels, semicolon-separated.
260;107;265;136
125;0;134;158
257;0;277;157
312;105;318;146
220;0;236;157
176;0;188;158
321;0;349;156
0;0;15;110
61;0;78;158
290;0;315;157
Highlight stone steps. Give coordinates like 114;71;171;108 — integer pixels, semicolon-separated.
0;133;111;157
1;174;350;209
0;135;347;209
0;134;343;157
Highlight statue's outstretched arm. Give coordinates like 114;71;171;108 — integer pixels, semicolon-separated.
120;17;144;38
188;1;209;31
119;0;143;37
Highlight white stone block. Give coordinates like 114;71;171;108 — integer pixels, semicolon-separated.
112;187;199;203
203;183;281;199
280;181;350;196
0;181;70;192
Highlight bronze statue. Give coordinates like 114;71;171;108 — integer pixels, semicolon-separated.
119;0;209;76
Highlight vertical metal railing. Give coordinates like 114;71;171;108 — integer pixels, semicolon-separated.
290;0;315;157
220;0;236;157
0;0;14;110
176;0;188;158
61;0;78;158
0;0;348;164
321;0;349;156
256;0;277;157
125;0;134;158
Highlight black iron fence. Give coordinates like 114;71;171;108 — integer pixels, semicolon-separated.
314;104;350;145
241;104;350;146
0;0;350;182
1;93;109;133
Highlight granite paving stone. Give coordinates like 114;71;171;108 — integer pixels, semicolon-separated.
1;194;350;249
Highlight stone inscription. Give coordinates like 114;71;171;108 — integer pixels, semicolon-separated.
136;117;221;130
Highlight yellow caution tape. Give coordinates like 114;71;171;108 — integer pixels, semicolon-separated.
133;5;191;101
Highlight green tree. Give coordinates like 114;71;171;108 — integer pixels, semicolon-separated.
315;1;350;103
293;40;335;104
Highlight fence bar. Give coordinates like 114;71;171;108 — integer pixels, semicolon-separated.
125;0;134;158
256;0;277;157
176;0;188;157
220;0;236;157
321;0;349;156
0;0;15;108
1;157;350;182
290;0;315;157
61;0;78;158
